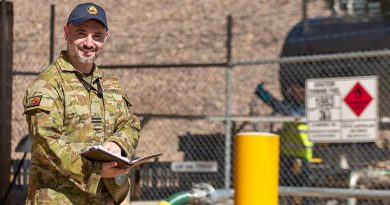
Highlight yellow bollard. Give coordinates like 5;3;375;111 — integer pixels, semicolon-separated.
234;132;280;205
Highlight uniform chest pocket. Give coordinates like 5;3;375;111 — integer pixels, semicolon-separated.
104;91;125;117
63;89;93;143
64;90;91;122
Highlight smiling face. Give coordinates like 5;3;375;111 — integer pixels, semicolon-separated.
64;20;108;72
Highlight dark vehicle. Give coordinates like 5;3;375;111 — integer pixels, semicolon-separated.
280;16;390;165
280;16;390;115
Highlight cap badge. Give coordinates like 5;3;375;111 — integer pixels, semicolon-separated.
87;6;98;15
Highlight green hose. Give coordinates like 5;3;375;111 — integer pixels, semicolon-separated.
159;191;193;205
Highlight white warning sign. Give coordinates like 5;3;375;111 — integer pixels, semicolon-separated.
306;76;378;143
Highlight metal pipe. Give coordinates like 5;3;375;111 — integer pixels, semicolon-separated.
159;185;390;205
101;62;226;69
212;187;390;201
11;62;227;75
208;115;305;123
348;170;363;205
279;186;390;200
209;189;234;204
224;15;233;189
302;0;309;32
233;49;390;66
347;0;354;15
12;49;390;75
49;4;55;63
12;71;39;76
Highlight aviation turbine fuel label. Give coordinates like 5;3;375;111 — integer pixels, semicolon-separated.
306;76;378;143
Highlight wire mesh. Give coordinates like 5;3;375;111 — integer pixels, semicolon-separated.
12;41;390;205
241;51;390;205
9;1;390;204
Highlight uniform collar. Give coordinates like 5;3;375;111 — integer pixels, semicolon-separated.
56;50;103;80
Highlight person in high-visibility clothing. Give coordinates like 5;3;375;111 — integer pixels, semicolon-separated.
278;83;312;205
255;82;313;205
279;122;312;187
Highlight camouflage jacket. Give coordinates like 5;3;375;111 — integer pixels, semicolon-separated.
23;51;140;204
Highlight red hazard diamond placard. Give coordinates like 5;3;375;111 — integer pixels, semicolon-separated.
344;82;373;117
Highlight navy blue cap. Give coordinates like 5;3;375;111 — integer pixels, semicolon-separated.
67;3;108;30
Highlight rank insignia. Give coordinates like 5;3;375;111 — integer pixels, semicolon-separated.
87;6;98;15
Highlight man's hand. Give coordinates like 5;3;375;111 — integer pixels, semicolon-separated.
101;141;129;178
103;141;121;156
100;161;130;178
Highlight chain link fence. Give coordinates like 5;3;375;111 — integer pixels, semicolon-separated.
12;33;390;205
8;2;390;205
235;50;390;205
126;50;390;205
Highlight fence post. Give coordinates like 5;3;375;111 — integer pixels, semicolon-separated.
49;4;55;64
224;15;233;189
234;132;280;205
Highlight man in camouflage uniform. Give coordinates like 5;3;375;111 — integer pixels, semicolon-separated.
23;3;140;204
